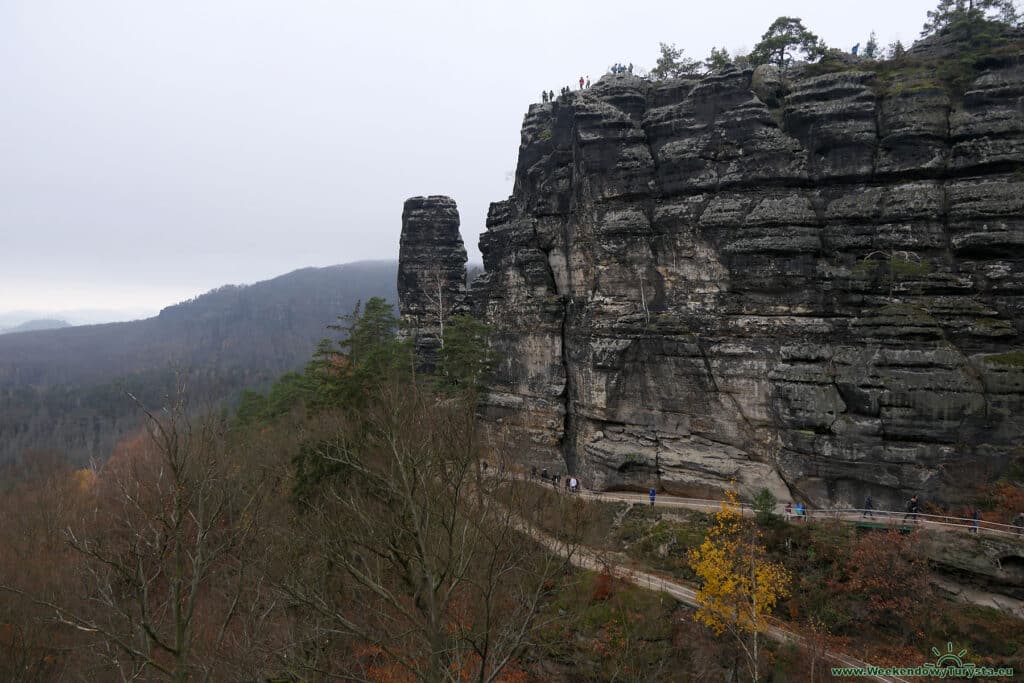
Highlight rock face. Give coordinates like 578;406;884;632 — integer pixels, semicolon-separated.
404;39;1024;508
921;531;1024;602
397;196;468;370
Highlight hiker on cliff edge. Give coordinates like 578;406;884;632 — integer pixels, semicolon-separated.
579;76;584;89
586;76;591;88
541;90;548;103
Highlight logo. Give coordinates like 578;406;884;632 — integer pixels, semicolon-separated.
925;642;973;670
830;641;1015;678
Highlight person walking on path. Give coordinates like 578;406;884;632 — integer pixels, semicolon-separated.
1014;512;1024;537
971;506;981;533
784;501;792;521
649;487;656;507
904;495;920;523
570;477;578;493
862;495;874;518
531;465;537;479
795;502;805;521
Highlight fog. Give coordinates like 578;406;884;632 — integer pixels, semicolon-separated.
1;0;936;317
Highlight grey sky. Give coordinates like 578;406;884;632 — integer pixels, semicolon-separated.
1;0;938;316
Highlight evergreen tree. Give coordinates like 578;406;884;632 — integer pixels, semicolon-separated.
704;46;733;72
749;16;827;70
308;298;412;408
886;39;906;58
650;42;701;79
436;314;496;394
863;30;880;59
921;0;1020;36
753;488;778;525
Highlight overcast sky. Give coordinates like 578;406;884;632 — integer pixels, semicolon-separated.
1;0;939;318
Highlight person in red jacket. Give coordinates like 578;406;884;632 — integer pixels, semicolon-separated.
579;76;584;89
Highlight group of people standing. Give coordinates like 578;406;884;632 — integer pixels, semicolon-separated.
538;65;640;103
531;466;580;493
519;470;1024;536
863;494;1024;536
784;501;808;520
540;76;592;103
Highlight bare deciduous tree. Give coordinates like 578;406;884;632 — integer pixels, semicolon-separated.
276;384;572;683
5;387;270;683
423;265;455;349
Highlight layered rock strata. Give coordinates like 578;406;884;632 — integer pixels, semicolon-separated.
397;196;468;370
405;41;1024;508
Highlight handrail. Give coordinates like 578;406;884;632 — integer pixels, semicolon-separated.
512;471;1024;541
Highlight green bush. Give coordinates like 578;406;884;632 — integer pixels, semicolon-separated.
755;487;778;525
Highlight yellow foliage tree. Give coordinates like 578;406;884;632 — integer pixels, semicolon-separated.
688;490;790;682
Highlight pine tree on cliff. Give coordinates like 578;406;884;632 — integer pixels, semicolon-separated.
921;0;1020;36
863;31;880;59
749;17;827;70
649;42;701;79
704;46;733;72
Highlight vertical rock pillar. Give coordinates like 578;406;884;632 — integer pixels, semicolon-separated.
397;195;468;371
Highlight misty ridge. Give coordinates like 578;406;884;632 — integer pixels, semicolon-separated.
0;260;398;466
0;319;71;335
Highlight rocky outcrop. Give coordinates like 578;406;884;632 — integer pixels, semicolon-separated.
403;36;1024;508
922;531;1024;603
397;196;468;370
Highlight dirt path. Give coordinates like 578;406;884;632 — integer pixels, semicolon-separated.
511;512;912;683
530;482;1024;541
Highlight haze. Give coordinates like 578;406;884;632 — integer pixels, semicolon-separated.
1;0;936;318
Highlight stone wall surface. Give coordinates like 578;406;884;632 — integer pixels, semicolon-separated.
405;38;1024;508
398;195;468;371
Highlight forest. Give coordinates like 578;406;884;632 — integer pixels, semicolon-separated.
0;298;1020;682
0;261;397;466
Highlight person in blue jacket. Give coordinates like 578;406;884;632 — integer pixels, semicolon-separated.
649;487;656;507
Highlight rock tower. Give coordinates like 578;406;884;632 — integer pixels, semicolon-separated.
397;196;468;371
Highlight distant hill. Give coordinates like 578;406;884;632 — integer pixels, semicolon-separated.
0;309;154;328
0;319;70;335
0;260;398;465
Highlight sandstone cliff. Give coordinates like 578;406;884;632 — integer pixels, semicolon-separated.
398;196;468;371
403;35;1024;509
